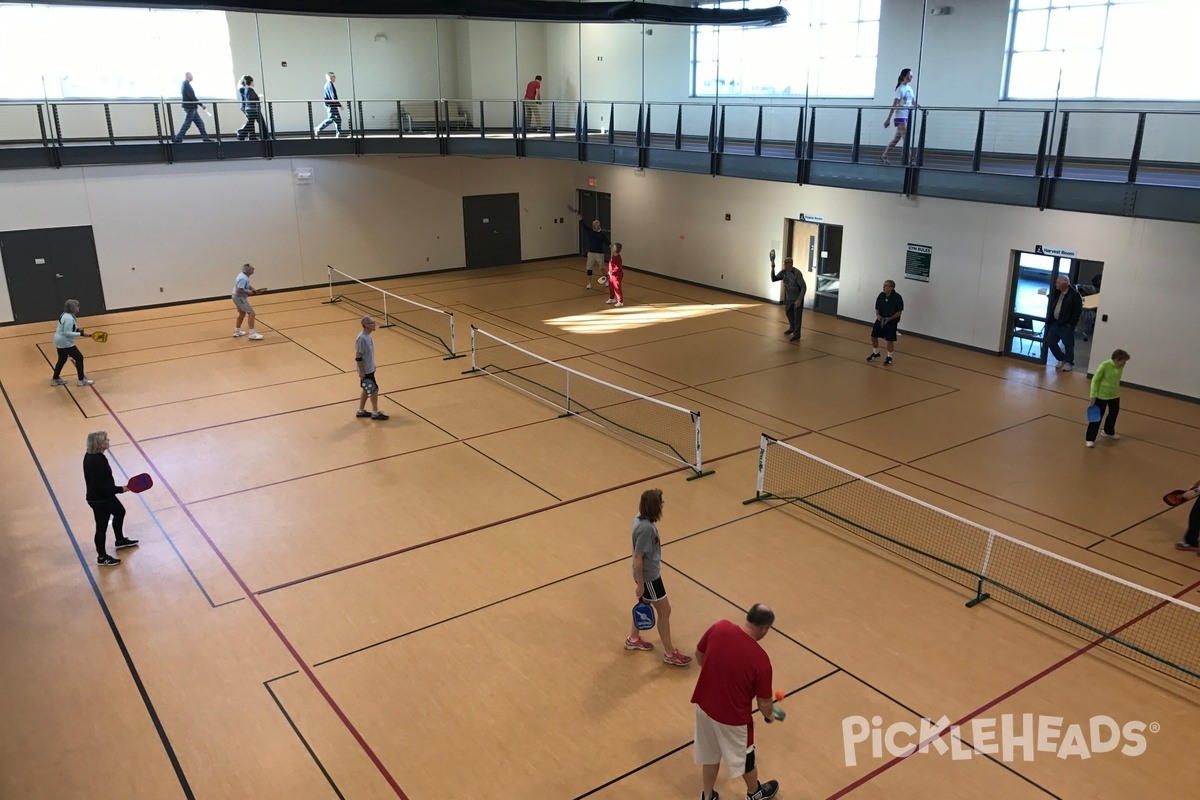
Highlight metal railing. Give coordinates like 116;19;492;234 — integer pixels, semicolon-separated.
2;97;1198;186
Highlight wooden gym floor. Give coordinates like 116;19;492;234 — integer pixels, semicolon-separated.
2;259;1198;800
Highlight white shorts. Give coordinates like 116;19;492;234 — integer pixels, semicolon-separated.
586;251;606;273
693;705;752;777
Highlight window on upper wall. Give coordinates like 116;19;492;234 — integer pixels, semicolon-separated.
0;3;235;100
1003;0;1200;100
693;0;881;98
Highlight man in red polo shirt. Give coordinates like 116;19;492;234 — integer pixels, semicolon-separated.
523;74;542;131
691;604;779;800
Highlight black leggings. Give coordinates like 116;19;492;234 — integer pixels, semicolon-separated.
53;346;85;380
89;497;126;556
1085;397;1120;442
1185;497;1200;548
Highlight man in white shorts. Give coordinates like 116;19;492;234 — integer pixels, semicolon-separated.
691;604;779;800
232;263;264;340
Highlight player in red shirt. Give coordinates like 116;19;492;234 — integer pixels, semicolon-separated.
691;604;780;800
605;242;625;308
523;74;542;131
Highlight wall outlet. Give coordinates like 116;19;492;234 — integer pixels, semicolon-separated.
159;287;163;292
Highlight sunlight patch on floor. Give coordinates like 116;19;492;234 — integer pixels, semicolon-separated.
543;303;754;334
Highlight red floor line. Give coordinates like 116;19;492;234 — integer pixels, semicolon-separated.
256;442;762;595
825;574;1200;799
89;386;410;800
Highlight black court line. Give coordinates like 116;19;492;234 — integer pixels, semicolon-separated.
107;450;242;609
667;564;1063;799
270;327;346;372
263;681;347;800
570;668;843;800
825;573;1200;799
308;504;783;668
88;385;411;799
0;378;196;799
36;344;90;418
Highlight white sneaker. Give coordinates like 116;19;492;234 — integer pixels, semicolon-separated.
233;329;246;338
605;299;616;304
77;378;94;386
248;331;264;340
50;377;68;386
1055;362;1065;372
1085;441;1094;448
585;282;592;290
314;127;321;136
614;302;624;308
1101;431;1120;440
1062;363;1073;372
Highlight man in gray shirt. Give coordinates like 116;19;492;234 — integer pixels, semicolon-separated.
770;253;807;342
354;316;388;420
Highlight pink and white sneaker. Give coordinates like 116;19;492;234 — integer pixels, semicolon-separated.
663;649;692;667
624;636;654;651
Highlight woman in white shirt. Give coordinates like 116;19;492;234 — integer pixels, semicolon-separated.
882;68;916;165
50;298;94;386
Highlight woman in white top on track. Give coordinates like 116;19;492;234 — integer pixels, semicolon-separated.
882;68;917;164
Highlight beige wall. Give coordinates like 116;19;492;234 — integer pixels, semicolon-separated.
0;155;1197;398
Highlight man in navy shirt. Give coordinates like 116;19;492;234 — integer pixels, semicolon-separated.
576;213;610;290
867;279;904;366
172;72;210;143
315;71;342;137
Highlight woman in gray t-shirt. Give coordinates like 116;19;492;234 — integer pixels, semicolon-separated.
626;489;692;667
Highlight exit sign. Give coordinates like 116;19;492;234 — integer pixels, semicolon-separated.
587;178;596;187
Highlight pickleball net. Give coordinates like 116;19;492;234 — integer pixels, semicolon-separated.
747;434;1200;688
326;265;457;358
470;326;709;477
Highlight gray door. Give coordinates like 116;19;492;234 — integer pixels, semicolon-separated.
1;226;107;323
576;190;611;255
463;193;522;269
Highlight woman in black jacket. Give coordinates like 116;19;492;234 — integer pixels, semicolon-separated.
235;75;267;141
83;431;138;566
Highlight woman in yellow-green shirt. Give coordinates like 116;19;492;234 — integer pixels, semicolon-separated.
1086;348;1130;447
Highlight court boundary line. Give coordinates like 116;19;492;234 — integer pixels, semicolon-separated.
88;385;411;800
0;378;197;800
256;443;763;595
108;450;242;609
263;681;347;800
307;503;785;667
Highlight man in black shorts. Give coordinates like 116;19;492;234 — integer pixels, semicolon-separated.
867;279;904;366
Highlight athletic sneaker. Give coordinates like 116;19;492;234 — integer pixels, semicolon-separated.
605;299;616;304
97;554;120;567
747;780;779;800
50;378;68;386
702;793;719;800
614;302;624;308
586;282;592;290
1101;431;1120;440
371;411;389;421
663;649;692;667
1174;543;1200;552
1062;363;1073;372
114;538;139;549
356;409;372;418
233;329;246;337
789;335;800;342
247;331;264;340
867;352;881;362
1085;441;1095;448
77;378;94;386
624;636;654;651
884;356;893;366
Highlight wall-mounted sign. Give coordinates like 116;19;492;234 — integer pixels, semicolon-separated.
799;214;824;224
905;243;932;282
1035;245;1077;258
